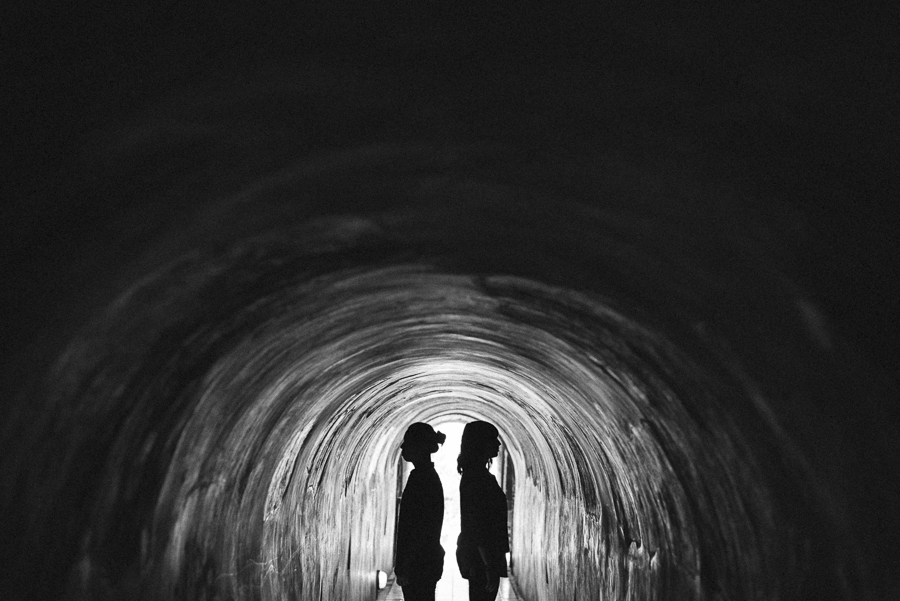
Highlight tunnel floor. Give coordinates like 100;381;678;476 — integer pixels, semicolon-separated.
377;570;523;601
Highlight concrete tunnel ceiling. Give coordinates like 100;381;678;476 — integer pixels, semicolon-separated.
2;4;898;601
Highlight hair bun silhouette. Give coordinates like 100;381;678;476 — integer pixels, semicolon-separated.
401;422;445;452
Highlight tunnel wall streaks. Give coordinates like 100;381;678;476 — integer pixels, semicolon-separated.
6;3;900;596
1;59;894;598
2;208;869;601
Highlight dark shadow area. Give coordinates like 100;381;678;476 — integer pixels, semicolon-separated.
396;422;446;601
2;3;898;600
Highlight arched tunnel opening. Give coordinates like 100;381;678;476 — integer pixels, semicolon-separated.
2;4;898;601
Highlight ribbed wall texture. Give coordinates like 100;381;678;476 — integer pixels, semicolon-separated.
3;5;897;600
1;187;887;599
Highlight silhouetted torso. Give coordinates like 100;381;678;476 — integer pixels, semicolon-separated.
459;466;509;577
396;462;445;583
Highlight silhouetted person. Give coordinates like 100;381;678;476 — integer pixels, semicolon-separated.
456;421;509;601
395;422;447;601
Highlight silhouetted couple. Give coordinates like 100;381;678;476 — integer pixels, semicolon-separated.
395;421;510;601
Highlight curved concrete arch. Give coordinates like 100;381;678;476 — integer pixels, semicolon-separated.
4;241;870;599
3;6;897;601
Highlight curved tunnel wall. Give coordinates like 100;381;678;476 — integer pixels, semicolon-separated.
2;149;889;600
3;11;898;600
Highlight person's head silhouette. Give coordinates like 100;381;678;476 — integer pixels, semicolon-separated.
400;422;446;467
457;420;501;474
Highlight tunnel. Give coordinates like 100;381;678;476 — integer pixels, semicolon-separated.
2;3;898;601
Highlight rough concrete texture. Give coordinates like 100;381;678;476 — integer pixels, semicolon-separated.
2;3;897;601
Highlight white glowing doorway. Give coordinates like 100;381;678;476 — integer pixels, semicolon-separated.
433;421;467;601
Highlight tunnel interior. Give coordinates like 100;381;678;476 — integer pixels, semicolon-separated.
2;4;899;601
1;196;892;601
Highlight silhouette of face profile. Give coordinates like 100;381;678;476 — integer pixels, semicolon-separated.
461;421;501;463
400;422;444;463
487;435;501;459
